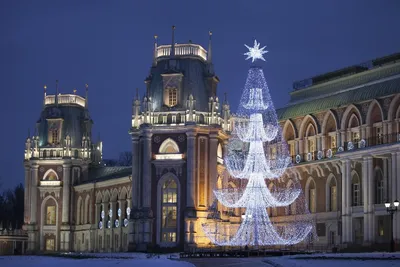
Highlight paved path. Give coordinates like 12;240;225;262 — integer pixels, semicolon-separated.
183;257;271;267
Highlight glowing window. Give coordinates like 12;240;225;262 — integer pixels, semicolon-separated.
51;129;59;144
168;88;177;107
45;238;55;251
46;205;56;225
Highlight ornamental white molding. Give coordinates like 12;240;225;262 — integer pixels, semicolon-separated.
152;159;185;177
39;186;61;199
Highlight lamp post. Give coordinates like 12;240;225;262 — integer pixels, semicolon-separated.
385;199;399;252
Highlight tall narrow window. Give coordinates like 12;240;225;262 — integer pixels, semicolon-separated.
308;181;316;213
51;129;59;144
352;131;360;143
168;88;177;107
375;127;383;145
330;135;337;149
330;185;337;211
161;179;178;243
375;175;384;204
46;205;56;225
352;175;360;206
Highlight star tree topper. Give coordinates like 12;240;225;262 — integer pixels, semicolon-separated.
244;40;268;62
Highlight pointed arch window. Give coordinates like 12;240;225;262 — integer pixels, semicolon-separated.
328;178;337;212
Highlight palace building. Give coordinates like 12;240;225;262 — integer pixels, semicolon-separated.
22;28;400;252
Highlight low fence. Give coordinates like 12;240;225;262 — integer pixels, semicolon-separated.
0;229;28;255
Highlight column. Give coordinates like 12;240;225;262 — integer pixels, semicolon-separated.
61;163;71;251
321;135;326;151
360;126;366;141
383;122;388;144
131;135;139;209
62;164;71;223
340;130;346;147
30;164;39;224
142;131;152;208
24;165;31;224
395;152;400;241
110;201;117;250
341;159;351;243
186;131;197;208
362;157;369;243
208;134;218;206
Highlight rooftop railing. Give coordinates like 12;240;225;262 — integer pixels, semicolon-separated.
45;94;86;107
156;44;208;61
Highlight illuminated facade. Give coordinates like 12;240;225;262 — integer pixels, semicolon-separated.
23;28;400;252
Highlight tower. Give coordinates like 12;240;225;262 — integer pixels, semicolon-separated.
129;27;231;251
23;83;102;252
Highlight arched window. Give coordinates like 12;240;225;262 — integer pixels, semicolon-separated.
159;138;179;154
161;179;178;243
375;168;384;204
43;169;58;181
158;114;164;124
352;173;361;206
167;114;172;124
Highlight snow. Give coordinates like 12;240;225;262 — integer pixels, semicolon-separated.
265;253;400;267
0;255;193;267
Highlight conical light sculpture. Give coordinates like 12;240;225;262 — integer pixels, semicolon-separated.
202;40;314;246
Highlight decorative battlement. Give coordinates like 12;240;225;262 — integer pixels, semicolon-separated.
156;44;208;61
45;94;86;107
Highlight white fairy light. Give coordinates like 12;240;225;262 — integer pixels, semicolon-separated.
244;40;268;63
202;50;314;246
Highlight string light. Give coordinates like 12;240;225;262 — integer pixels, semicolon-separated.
202;42;314;246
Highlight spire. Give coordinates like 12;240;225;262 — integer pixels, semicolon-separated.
224;92;228;104
136;88;139;100
153;35;158;66
43;84;47;107
28;128;31;139
207;30;212;63
55;80;59;106
170;25;176;57
85;83;89;109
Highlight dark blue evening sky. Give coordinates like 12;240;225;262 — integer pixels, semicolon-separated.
1;0;400;189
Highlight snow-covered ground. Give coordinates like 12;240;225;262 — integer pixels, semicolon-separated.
0;255;194;267
265;252;400;267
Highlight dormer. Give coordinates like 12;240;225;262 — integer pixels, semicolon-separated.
161;73;184;108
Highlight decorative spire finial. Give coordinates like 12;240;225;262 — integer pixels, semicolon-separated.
43;85;47;107
136;88;139;100
207;30;212;63
171;25;176;57
153;35;158;66
85;83;89;109
73;88;77;94
224;92;227;103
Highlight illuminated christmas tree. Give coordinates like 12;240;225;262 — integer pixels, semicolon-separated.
202;40;313;246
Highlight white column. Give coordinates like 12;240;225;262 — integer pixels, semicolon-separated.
142;131;152;208
30;164;39;224
208;134;218;206
186;131;197;208
341;159;351;243
362;156;369;243
62;164;71;223
131;135;139;209
340;131;346;147
24;165;31;224
395;152;400;241
367;156;374;242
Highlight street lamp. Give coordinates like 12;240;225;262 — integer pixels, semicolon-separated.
385;199;399;252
